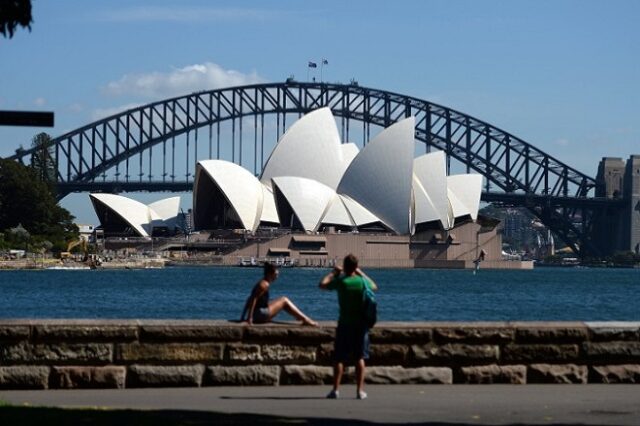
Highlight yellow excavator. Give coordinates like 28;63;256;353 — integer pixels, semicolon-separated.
59;238;88;261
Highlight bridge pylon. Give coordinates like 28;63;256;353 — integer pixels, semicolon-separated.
593;155;640;256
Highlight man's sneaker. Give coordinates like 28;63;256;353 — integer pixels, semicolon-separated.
326;389;339;399
357;390;368;400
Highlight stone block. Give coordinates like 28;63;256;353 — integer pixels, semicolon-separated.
588;327;640;342
369;328;432;343
527;364;588;384
117;343;224;363
287;327;335;343
33;325;138;342
227;344;262;363
369;344;409;365
0;326;30;341
127;364;205;387
0;366;49;389
458;365;526;384
228;343;319;365
261;344;316;364
411;344;499;365
244;327;290;341
515;326;588;343
140;325;242;342
583;342;640;362
589;364;640;383
434;327;514;344
281;365;332;385
0;343;112;365
51;366;126;389
502;344;580;363
206;365;280;386
316;343;335;365
366;366;452;384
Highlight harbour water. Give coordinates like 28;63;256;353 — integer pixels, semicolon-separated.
0;267;638;321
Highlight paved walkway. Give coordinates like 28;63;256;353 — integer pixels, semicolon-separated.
1;385;639;425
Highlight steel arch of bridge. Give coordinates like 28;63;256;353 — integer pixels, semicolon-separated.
7;81;608;255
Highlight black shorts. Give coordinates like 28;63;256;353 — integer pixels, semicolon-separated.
334;322;369;363
252;307;270;324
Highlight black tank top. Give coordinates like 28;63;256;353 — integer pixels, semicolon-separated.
255;286;269;310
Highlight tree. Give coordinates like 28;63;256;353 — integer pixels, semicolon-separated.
7;223;29;250
0;0;32;38
30;132;57;185
0;158;77;251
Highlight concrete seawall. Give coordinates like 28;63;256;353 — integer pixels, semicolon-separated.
0;320;638;389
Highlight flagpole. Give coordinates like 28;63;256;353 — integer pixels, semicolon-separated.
320;59;328;83
307;61;318;82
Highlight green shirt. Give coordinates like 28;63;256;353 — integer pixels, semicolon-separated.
327;275;367;325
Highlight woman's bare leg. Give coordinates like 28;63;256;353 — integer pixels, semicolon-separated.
268;297;317;325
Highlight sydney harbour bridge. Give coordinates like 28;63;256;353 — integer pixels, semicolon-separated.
6;82;637;257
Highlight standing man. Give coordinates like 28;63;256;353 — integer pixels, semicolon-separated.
319;253;378;399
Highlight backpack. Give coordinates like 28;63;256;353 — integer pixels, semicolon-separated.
361;277;377;328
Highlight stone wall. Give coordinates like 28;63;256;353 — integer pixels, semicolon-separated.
0;320;639;389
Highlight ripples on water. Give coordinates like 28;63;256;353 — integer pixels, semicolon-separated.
0;267;638;321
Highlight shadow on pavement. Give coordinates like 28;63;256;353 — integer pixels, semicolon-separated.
0;406;601;426
220;395;324;400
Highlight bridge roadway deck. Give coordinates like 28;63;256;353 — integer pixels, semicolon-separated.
1;384;639;425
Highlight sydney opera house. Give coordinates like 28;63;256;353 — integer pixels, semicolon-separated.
90;108;504;268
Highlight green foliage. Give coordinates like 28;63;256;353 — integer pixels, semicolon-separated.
0;0;32;38
30;132;57;185
0;158;78;251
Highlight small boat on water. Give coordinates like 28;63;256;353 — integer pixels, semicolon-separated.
237;257;297;267
46;265;91;270
238;257;258;267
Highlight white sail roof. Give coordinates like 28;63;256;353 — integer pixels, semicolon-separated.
340;143;360;169
188;110;485;236
195;160;264;231
339;194;381;226
447;187;470;219
321;195;354;227
260;184;280;224
90;193;153;237
413;151;452;228
148;196;181;229
271;176;336;232
148;197;180;221
260;107;344;190
413;175;442;226
447;174;483;220
337;117;416;234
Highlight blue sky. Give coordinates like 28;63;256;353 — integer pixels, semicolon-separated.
1;0;639;223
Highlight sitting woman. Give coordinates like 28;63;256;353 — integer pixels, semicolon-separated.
240;262;317;326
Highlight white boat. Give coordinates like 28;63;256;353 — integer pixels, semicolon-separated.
46;266;91;270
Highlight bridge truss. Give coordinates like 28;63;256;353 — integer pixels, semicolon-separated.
7;82;613;256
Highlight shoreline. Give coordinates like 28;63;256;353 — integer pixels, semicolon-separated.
1;260;638;270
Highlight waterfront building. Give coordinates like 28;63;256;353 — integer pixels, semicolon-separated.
89;108;521;268
191;108;511;268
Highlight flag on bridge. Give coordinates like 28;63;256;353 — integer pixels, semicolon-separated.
308;61;317;68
